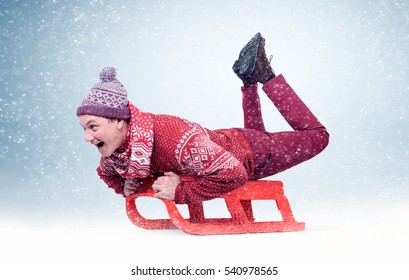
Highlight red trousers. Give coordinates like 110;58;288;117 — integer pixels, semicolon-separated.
238;74;329;179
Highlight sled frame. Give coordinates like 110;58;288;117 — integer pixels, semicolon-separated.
126;180;305;235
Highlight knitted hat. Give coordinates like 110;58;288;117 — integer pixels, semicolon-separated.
76;67;131;119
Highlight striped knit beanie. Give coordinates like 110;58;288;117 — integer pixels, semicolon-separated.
76;67;131;119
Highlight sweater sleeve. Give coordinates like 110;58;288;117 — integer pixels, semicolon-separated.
173;131;248;204
97;160;126;196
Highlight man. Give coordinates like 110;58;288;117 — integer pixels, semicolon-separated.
77;33;329;204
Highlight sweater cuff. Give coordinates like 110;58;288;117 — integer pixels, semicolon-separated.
173;182;187;204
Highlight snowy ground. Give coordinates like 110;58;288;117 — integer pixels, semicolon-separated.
2;197;408;280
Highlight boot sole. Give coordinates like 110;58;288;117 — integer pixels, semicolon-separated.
232;32;262;77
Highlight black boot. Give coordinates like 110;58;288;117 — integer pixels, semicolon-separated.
232;32;276;87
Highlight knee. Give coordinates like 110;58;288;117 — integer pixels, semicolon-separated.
305;125;329;155
316;128;330;152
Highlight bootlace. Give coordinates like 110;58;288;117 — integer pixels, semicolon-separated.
269;55;275;75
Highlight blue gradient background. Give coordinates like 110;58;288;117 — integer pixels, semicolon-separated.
1;0;408;229
1;1;409;279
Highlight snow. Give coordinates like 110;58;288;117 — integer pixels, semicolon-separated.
1;198;409;279
1;0;409;279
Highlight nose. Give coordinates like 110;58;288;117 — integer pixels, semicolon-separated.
84;130;94;142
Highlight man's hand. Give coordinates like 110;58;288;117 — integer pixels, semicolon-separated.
152;171;181;200
124;178;143;197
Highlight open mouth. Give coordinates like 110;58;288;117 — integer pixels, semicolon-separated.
96;142;104;148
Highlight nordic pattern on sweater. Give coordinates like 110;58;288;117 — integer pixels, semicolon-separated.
150;114;249;204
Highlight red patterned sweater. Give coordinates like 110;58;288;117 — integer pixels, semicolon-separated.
97;114;254;204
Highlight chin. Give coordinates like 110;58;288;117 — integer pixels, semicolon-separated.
102;153;113;158
100;150;114;158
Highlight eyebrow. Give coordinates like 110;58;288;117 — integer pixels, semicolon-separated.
79;119;97;128
85;119;97;126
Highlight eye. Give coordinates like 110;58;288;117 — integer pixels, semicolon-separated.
90;125;98;131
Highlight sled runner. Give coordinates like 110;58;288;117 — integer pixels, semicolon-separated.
126;178;305;235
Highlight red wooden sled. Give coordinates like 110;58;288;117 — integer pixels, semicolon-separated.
126;178;305;235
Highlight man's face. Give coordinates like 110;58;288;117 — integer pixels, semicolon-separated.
79;115;126;157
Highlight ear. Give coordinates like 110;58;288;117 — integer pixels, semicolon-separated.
116;119;127;130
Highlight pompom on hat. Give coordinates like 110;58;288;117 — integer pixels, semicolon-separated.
76;67;131;119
